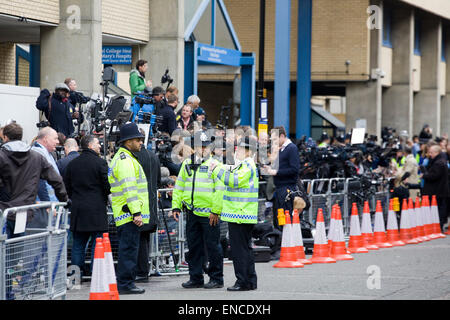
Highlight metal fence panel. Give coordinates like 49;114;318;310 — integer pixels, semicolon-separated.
0;202;68;300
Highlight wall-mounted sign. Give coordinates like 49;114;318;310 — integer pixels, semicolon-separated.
197;43;241;67
102;46;132;65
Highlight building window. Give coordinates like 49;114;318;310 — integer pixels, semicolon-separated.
414;18;421;56
383;6;392;48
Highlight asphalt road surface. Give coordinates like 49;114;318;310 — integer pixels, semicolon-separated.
66;236;450;301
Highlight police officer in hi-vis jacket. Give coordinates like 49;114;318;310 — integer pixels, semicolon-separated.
211;136;259;291
172;131;225;289
108;123;150;295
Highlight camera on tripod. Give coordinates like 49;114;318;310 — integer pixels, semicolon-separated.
36;120;50;128
135;95;155;107
161;69;173;89
74;91;91;104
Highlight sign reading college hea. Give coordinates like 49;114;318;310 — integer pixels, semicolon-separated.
102;46;132;65
197;43;241;67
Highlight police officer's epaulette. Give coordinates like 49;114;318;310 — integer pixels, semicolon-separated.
120;152;127;160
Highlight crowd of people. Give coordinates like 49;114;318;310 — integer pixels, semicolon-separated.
0;62;449;296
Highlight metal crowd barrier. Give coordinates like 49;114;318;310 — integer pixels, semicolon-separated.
147;184;271;276
307;177;394;236
66;176;393;278
0;202;68;300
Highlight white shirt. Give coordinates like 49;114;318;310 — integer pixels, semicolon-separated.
280;139;292;152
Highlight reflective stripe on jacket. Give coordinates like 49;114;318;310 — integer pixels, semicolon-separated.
212;158;259;224
108;147;150;227
172;157;224;218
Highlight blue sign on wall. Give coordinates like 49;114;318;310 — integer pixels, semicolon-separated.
197;43;241;67
102;46;132;65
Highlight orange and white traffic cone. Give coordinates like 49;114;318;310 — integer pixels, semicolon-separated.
347;203;369;253
89;238;111;300
414;198;430;242
373;200;393;248
274;210;304;268
430;195;446;238
330;206;354;261
422;196;435;239
308;209;336;264
292;209;312;265
386;199;405;246
409;198;422;243
361;201;379;250
327;205;337;254
399;199;418;245
103;233;119;300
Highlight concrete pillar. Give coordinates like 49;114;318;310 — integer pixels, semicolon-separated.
441;27;450;135
40;0;102;95
346;81;379;136
142;0;185;106
413;16;442;136
346;0;382;138
274;0;291;134
382;6;414;135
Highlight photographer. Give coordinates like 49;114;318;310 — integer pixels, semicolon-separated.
129;60;152;100
396;146;420;199
159;93;178;136
35;83;83;138
152;86;166;116
193;107;212;131
419;124;433;142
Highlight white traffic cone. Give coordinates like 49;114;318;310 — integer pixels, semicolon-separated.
274;211;304;268
89;238;111;300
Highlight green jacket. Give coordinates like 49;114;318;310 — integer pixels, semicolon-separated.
108;147;150;227
211;158;259;224
172;156;224;217
129;69;147;98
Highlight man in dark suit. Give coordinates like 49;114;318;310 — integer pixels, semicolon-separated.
421;145;450;232
56;138;79;178
64;135;111;277
158;93;178;135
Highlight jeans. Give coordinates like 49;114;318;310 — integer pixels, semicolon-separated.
5;220;25;239
71;231;103;277
116;222;140;290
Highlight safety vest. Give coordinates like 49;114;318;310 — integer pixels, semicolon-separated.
172;156;224;217
213;158;259;224
108;147;150;227
392;156;405;168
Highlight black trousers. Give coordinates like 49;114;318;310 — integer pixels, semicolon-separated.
437;196;448;231
186;213;223;284
116;222;140;290
136;230;151;278
228;222;257;289
273;184;296;230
